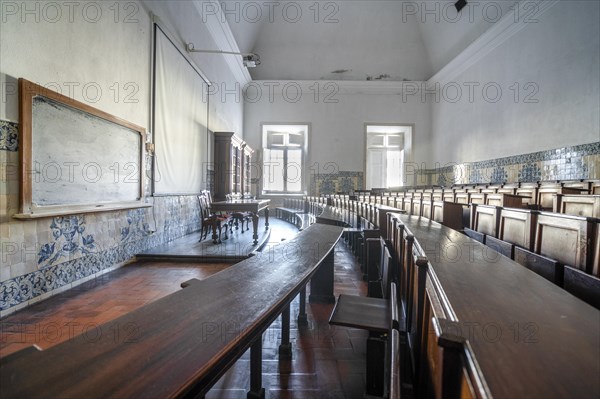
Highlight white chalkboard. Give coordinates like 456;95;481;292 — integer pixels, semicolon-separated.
16;79;148;218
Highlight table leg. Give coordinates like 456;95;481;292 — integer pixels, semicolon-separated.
279;304;292;359
264;208;269;230
212;221;219;244
309;249;335;303
247;337;265;399
297;285;308;326
252;212;259;245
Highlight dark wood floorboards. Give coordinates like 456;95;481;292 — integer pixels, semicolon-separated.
0;222;369;398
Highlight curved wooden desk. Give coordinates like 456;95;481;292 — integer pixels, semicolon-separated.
0;223;344;399
397;214;600;398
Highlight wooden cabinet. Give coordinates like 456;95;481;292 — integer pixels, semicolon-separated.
213;132;254;201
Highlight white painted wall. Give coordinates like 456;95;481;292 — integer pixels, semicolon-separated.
415;0;518;75
0;0;244;135
429;0;600;165
0;1;151;127
243;84;432;186
244;1;433;81
142;0;244;135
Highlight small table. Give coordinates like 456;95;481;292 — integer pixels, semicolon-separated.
211;199;270;245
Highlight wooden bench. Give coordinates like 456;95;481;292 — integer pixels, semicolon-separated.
0;223;345;399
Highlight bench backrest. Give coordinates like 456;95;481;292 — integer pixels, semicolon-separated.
485;236;514;259
464;227;485;244
563;265;600;310
514;246;563;285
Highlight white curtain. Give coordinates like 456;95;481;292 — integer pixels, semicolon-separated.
154;28;208;194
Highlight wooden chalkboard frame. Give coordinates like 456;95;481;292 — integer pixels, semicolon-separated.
15;78;150;219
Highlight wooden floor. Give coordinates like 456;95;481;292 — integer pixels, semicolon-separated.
0;221;370;398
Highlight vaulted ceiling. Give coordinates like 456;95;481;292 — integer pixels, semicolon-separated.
222;0;517;81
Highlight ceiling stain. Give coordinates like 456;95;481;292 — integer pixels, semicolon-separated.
331;69;351;74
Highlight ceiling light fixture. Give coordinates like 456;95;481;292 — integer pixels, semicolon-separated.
186;42;261;68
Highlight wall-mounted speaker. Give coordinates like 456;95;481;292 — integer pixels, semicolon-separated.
455;0;468;12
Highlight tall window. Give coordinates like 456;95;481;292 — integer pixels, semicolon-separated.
366;125;409;189
262;124;308;194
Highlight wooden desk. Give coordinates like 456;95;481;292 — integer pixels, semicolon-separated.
0;224;344;399
398;214;600;398
211;199;270;244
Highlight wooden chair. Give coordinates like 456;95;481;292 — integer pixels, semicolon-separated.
198;195;230;243
563;265;600;310
514;247;563;285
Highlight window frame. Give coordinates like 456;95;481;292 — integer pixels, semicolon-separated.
261;123;310;195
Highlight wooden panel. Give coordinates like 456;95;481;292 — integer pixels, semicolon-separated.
498;208;537;251
432;201;463;232
454;192;469;205
553;194;600;218
471;205;500;237
412;198;423;216
534;213;593;272
422;200;433;220
538;187;585;210
469;193;486;205
486;193;529;208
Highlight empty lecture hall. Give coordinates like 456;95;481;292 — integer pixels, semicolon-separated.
1;0;599;398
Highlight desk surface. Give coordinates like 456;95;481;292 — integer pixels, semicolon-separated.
0;223;344;399
398;214;600;398
211;199;270;212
